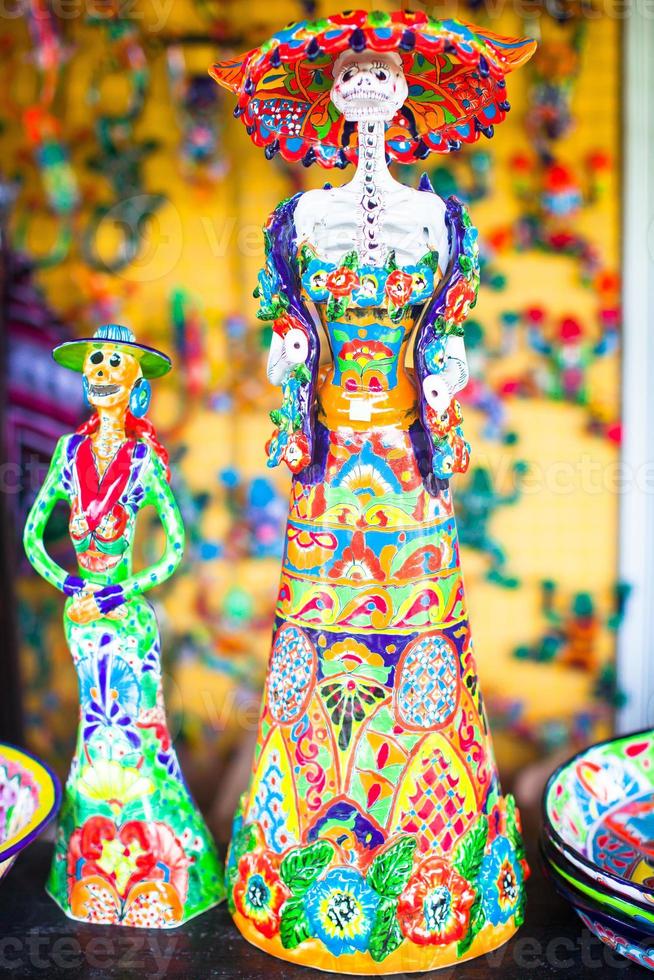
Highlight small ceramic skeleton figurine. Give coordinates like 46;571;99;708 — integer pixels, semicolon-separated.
23;324;224;926
212;12;535;974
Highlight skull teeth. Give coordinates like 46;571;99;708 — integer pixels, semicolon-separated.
90;384;120;396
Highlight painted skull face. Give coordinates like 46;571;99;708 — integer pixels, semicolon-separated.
83;344;141;411
330;51;408;122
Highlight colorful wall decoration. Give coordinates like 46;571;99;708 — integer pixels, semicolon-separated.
1;1;622;813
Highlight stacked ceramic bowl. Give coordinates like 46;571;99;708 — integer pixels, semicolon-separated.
541;730;654;970
0;743;60;882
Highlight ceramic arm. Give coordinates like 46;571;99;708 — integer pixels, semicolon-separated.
93;452;184;614
23;436;80;595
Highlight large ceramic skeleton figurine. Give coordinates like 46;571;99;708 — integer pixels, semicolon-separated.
211;12;535;975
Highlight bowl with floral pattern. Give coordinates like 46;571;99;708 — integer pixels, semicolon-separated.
543;729;654;904
540;832;654;929
577;910;654;971
0;743;60;880
540;840;654;970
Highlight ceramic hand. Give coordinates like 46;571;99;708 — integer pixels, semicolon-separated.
422;373;453;414
69;513;90;538
267;328;309;385
67;590;103;624
442;335;469;395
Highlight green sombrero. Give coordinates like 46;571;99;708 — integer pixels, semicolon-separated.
53;324;171;379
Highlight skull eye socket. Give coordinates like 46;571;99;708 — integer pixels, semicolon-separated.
109;353;121;367
90;351;104;365
374;68;390;82
341;66;358;82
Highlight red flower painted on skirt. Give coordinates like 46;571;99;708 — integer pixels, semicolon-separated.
398;856;476;946
233;850;289;938
67;815;190;927
329;531;385;582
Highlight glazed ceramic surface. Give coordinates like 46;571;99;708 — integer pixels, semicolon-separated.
0;744;60;880
577;910;654;972
213;11;536;974
543;819;654;909
225;199;528;977
543;845;654;972
544;731;654;902
543;851;654;946
540;834;654;928
23;326;224;927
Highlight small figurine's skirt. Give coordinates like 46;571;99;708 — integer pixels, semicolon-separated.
48;596;224;928
227;422;528;973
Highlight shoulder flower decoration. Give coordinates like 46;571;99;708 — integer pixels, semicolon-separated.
325;251;360;319
445;276;478;327
415;200;479;483
234;849;290;938
425;401;471;479
258;205;314;476
355;270;384;307
300;244;439;318
397;856;475;946
327;266;359;297
385;269;413;307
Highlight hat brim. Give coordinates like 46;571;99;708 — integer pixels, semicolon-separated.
209;12;536;168
52;339;172;379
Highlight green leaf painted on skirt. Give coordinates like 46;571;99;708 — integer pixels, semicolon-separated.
514;882;527;927
369;896;404;962
280;899;312;949
457;890;485;957
226;823;258;913
280;839;335;896
505;795;526;862
454;815;488;882
367;836;417;898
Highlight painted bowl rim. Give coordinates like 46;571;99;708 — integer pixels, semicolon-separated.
540;831;654;923
540;837;654;942
0;743;61;865
542;819;654;910
576;907;654;961
575;908;654;968
541;727;654;898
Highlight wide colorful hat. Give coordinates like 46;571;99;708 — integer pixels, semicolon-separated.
209;9;536;167
53;324;171;379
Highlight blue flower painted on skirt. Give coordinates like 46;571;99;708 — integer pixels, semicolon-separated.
478;836;523;925
78;635;141;750
304;867;380;955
